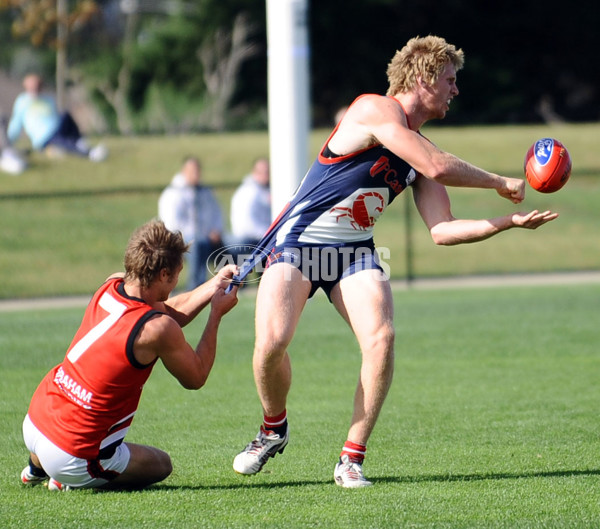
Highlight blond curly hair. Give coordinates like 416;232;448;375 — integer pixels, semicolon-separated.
386;35;464;96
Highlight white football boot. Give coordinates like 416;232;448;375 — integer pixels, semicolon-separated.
334;454;372;488
233;425;289;475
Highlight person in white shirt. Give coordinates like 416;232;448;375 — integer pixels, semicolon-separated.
230;158;271;247
159;156;224;289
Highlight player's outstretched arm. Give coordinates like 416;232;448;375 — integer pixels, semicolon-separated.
144;285;238;389
343;95;526;203
395;134;526;204
428;210;559;246
413;174;558;245
162;264;238;327
189;285;239;383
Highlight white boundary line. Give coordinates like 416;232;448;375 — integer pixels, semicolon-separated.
2;271;600;313
391;270;600;291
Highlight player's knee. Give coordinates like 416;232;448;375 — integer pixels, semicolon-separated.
142;447;172;482
362;325;395;365
254;334;291;361
371;323;395;353
157;452;173;480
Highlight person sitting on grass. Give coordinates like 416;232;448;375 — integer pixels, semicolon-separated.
20;220;238;491
7;73;107;162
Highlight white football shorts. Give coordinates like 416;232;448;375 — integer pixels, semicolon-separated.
22;414;130;488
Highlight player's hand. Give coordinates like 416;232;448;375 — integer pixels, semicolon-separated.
213;264;239;290
497;177;525;203
210;284;238;316
511;209;559;229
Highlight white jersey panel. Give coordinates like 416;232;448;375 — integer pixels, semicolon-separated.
298;187;390;244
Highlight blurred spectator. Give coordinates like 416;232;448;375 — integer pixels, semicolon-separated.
7;73;107;162
0;114;26;175
230;157;271;247
158;156;224;289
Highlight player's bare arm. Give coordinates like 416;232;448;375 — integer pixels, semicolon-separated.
413;174;558;245
160;264;238;327
333;95;525;204
135;285;238;389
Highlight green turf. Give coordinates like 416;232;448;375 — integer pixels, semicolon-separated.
2;283;599;528
0;123;598;298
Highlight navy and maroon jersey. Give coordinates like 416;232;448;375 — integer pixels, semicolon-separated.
232;95;417;285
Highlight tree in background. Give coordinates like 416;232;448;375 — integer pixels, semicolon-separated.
0;0;99;110
1;0;266;134
198;11;260;131
0;0;597;131
79;0;265;133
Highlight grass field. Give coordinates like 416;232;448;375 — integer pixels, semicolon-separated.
2;282;600;528
0;123;598;299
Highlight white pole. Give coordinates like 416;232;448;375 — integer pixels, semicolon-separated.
266;0;310;219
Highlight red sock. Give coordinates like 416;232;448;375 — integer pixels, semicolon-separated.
263;410;287;435
340;440;367;464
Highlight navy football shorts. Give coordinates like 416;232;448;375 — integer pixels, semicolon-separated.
265;240;383;301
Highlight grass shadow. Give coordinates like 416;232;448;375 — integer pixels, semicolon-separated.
374;467;600;485
112;467;600;493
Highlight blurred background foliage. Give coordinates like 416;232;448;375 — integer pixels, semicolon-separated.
0;0;598;135
0;1;598;299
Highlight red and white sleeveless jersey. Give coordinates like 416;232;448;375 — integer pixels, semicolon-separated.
27;278;162;459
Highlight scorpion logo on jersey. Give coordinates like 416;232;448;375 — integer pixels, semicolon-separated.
330;191;386;230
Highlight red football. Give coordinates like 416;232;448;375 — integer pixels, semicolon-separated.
524;138;572;193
